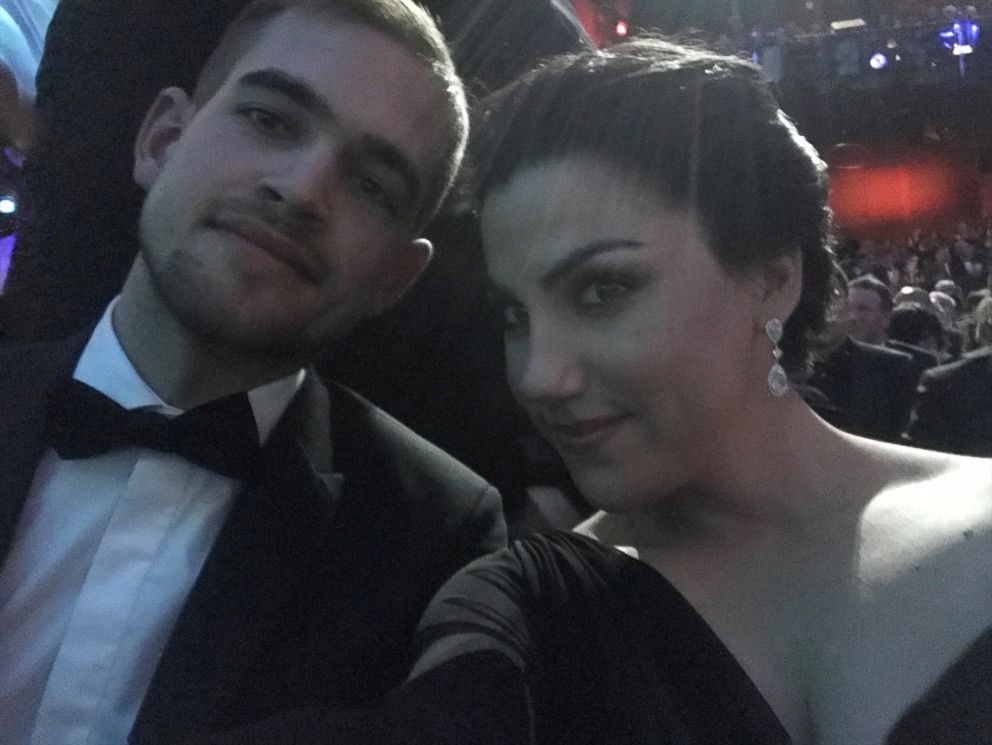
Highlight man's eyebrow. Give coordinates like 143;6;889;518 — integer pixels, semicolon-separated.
237;69;332;120
540;239;645;289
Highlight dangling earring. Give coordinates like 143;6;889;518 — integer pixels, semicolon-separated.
765;318;788;397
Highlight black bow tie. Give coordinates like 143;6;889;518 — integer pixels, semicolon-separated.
46;378;262;480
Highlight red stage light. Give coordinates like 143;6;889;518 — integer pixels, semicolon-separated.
615;19;628;37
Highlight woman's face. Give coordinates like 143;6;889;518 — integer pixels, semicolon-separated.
481;157;769;510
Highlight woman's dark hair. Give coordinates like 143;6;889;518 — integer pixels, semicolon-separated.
472;37;843;376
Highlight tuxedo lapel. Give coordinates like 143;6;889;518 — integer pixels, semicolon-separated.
130;373;344;744
0;332;89;565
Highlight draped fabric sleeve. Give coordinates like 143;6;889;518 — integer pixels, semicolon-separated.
204;532;793;744
203;545;544;745
411;543;542;678
203;650;531;745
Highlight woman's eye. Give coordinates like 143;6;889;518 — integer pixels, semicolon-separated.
578;280;630;307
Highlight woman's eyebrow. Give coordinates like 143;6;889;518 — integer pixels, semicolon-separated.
539;239;645;289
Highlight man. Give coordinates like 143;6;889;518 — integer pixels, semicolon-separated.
848;274;939;375
807;295;918;442
906;344;992;456
847;274;892;346
0;2;505;743
0;0;589;527
888;302;945;363
0;0;588;340
906;282;992;456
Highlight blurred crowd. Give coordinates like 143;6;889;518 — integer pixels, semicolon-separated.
839;219;992;352
804;219;991;456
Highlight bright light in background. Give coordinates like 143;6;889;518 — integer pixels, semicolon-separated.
614;19;628;37
869;52;889;70
0;197;16;215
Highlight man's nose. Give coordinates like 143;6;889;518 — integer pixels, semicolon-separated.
259;146;339;223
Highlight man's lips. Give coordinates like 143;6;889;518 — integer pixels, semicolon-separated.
208;214;320;280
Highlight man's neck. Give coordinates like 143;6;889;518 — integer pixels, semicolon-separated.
113;269;299;410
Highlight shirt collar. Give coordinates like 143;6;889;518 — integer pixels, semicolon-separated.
73;299;305;445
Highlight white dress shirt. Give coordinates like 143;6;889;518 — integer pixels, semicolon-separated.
0;301;304;745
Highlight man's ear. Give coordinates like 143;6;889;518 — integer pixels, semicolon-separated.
133;87;195;190
757;251;804;322
371;238;434;314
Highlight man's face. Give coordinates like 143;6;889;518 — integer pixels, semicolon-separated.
847;286;889;345
131;11;449;360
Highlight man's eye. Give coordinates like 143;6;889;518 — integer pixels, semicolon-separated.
356;175;396;214
241;106;293;137
577;280;631;307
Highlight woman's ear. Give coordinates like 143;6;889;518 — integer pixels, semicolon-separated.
133;87;195;190
759;251;804;322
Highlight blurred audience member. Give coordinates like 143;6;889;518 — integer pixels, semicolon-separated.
974;293;992;347
929;290;958;327
906;343;992;455
846;274;892;345
889;302;946;360
950;235;985;294
894;285;932;308
934;278;964;309
808;306;918;442
0;0;54;152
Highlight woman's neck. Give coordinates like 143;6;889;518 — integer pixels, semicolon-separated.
592;395;892;551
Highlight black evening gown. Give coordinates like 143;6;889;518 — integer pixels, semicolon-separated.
210;532;992;744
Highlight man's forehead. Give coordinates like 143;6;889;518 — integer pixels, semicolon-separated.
223;11;434;97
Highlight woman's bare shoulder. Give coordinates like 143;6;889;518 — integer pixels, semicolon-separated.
852;447;990;574
812;447;992;744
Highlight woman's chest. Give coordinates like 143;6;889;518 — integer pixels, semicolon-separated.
639;533;992;745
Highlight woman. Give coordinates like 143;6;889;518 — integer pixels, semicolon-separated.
215;39;992;745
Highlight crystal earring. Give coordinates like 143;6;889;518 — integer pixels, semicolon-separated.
765;318;788;397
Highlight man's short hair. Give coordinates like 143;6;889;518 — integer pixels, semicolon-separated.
849;274;893;312
889;302;944;349
192;0;468;230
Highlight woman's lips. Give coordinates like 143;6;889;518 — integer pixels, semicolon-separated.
545;415;628;452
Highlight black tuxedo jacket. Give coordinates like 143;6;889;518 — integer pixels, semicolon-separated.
906;346;992;456
0;332;506;743
808;336;917;442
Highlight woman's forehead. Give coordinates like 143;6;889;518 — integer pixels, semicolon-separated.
481;157;675;239
480;158;710;286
